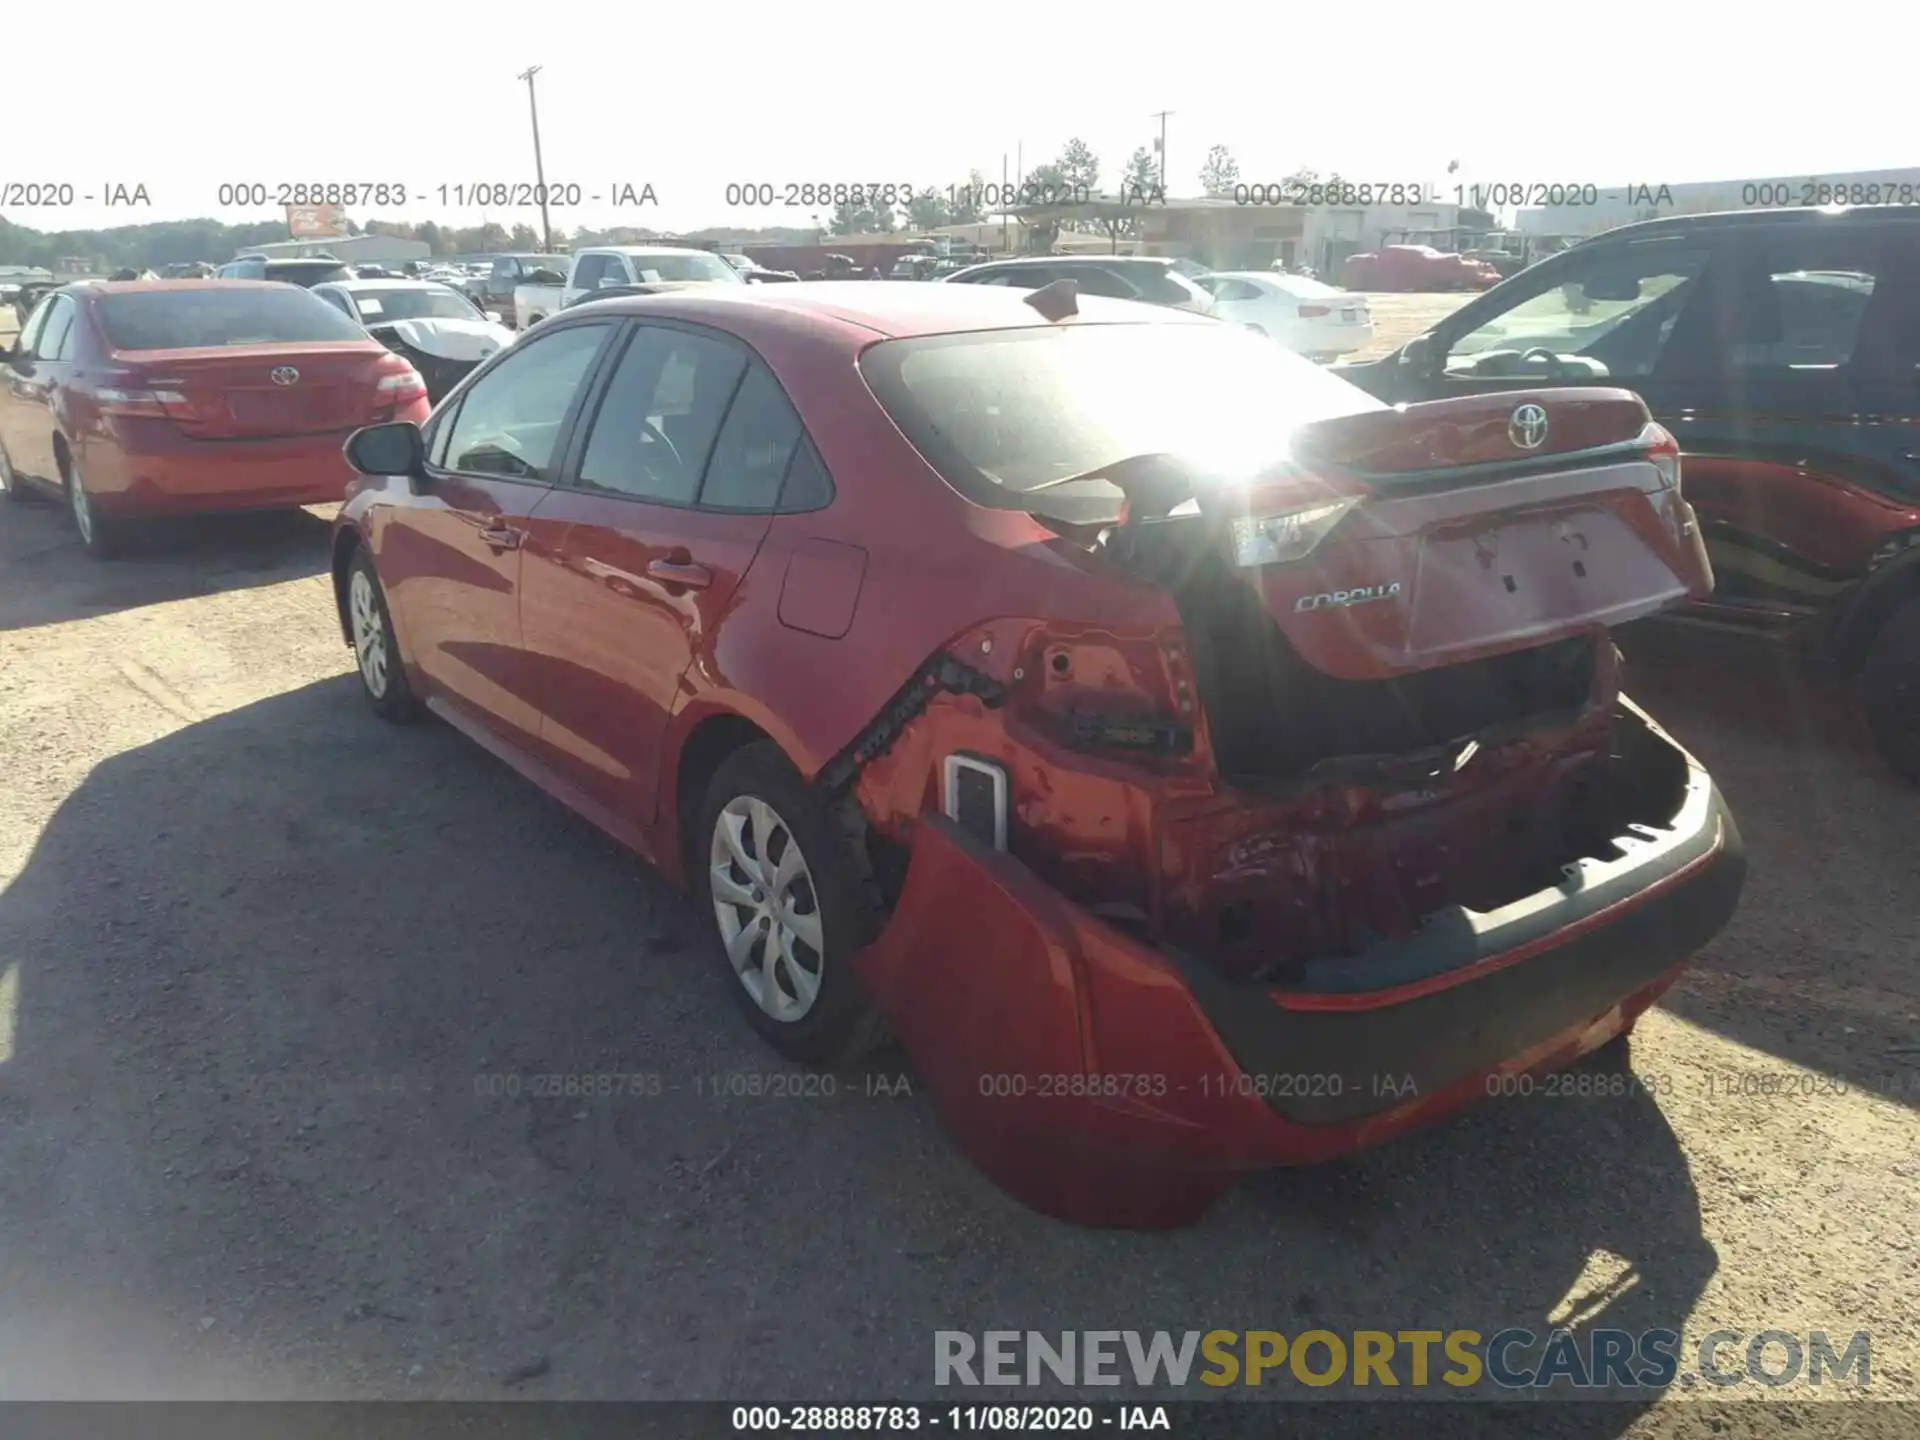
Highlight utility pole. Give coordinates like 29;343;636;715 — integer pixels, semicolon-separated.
1001;154;1009;254
517;65;554;253
1151;110;1174;189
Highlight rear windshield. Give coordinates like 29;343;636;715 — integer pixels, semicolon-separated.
858;322;1382;509
267;261;352;286
97;288;368;350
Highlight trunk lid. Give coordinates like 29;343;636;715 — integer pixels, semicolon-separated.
113;342;394;439
1202;389;1712;682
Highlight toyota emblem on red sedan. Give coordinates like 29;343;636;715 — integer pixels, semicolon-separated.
270;366;300;386
1508;403;1548;449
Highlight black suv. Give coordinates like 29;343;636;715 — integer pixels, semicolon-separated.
941;255;1215;312
1341;206;1920;781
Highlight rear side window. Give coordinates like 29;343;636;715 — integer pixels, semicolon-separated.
1205;277;1266;302
1128;267;1208;306
37;296;77;360
699;362;802;511
1059;267;1140;300
577;325;748;504
96;288;367;350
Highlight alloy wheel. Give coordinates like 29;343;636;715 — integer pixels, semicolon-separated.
708;795;825;1022
348;568;390;699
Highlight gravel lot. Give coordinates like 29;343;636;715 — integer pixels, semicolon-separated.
0;296;1914;1434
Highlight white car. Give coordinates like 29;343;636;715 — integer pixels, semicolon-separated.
310;279;517;404
1195;271;1374;361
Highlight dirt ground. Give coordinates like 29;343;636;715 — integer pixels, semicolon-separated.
0;301;1915;1434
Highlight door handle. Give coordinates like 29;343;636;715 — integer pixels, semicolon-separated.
646;557;712;589
477;522;524;552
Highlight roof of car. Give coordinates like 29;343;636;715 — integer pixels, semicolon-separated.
554;279;1211;343
68;278;302;295
1587;203;1920;244
332;278;464;291
584;244;716;257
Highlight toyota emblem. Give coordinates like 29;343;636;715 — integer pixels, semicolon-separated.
270;366;300;387
1508;403;1548;450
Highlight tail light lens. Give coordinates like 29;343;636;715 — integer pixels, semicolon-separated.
1641;421;1682;495
1297;305;1331;318
374;354;428;405
1228;496;1359;568
96;386;187;417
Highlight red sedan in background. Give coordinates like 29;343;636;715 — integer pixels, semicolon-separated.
331;280;1743;1228
1342;244;1503;292
0;280;430;558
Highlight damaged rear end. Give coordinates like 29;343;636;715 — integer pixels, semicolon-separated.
840;321;1745;1226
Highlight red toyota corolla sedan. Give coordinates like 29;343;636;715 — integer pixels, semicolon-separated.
330;281;1746;1228
0;280;430;557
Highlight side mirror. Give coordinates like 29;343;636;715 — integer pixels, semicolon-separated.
485;310;506;324
345;421;425;478
1400;334;1434;371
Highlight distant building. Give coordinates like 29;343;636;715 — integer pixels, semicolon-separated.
237;235;431;264
1513;166;1920;241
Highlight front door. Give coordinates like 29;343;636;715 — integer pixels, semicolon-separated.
520;323;810;830
384;319;616;746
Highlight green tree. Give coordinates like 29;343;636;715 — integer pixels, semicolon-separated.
1056;138;1100;193
1121;146;1159;199
950;170;988;226
906;188;954;231
1199;144;1240;197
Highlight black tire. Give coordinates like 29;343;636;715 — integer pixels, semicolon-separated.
1861;595;1920;785
64;458;125;559
0;439;30;503
344;550;420;724
690;741;890;1065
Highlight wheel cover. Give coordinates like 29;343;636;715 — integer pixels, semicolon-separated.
68;468;93;542
709;794;825;1022
348;569;389;698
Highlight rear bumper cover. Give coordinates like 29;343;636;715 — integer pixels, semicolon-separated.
851;708;1743;1227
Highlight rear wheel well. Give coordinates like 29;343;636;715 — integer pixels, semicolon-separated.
675;714;777;866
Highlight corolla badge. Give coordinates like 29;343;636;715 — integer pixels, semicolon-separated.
1294;582;1404;613
270;366;300;386
1508;402;1548;450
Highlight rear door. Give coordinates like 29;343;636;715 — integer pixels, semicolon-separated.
386;320;617;746
518;322;798;828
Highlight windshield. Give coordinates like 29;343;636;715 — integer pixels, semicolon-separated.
97;288;367;350
267;261;351;286
627;252;745;284
858;322;1382;508
350;286;483;322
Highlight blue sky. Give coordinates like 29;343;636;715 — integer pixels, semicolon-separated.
12;0;1907;233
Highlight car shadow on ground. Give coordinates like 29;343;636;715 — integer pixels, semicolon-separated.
1618;621;1920;1109
0;496;332;632
0;676;1713;1419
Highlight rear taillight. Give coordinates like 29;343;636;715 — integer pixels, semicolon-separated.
1297;305;1331;318
96;386;187;417
1641;421;1682;495
373;354;428;405
1228;496;1359;568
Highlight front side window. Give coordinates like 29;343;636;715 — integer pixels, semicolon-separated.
14;295;56;357
1440;240;1711;382
575;325;748;503
438;322;610;480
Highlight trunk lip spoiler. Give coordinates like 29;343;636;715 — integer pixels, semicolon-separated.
1321;434;1664;491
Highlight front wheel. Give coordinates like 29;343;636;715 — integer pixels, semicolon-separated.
345;551;420;723
691;742;889;1064
1861;595;1920;785
0;440;31;503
